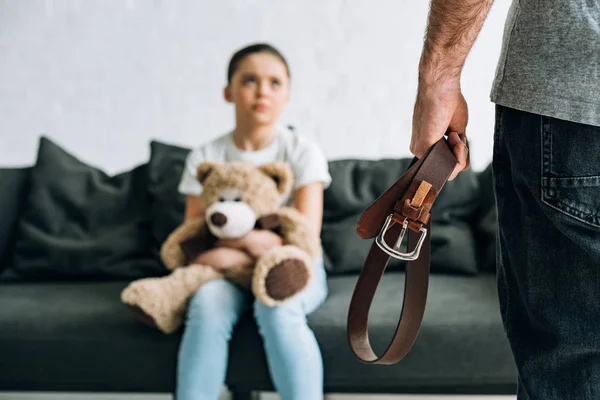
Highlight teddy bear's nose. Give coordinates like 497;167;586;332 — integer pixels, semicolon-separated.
210;212;228;227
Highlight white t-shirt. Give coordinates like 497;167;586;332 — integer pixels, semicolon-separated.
178;126;332;205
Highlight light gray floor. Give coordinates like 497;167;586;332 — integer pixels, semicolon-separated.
0;392;516;400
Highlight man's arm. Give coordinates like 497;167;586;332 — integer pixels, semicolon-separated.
412;0;494;180
420;0;494;83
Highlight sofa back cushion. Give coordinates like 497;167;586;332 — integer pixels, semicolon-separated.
321;159;481;275
147;140;189;260
1;138;488;281
0;137;164;282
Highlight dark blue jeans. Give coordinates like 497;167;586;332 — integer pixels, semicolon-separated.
493;105;600;399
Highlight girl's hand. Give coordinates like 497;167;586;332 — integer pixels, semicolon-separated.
191;247;255;271
244;229;284;258
216;229;283;258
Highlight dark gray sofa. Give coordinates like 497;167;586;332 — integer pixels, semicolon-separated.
0;137;516;398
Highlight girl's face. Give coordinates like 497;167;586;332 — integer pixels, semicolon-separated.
224;52;290;127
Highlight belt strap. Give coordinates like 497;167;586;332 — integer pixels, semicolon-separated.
347;138;457;365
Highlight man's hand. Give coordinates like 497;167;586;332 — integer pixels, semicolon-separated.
411;0;494;180
216;229;283;258
412;78;470;181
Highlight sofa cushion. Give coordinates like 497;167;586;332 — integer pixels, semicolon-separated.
0;281;179;392
226;272;517;393
1;137;164;282
147;140;189;262
0;274;516;393
0;168;30;273
321;159;481;275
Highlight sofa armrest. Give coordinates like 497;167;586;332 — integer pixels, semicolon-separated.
0;167;30;271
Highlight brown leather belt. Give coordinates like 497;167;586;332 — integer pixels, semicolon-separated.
347;137;458;365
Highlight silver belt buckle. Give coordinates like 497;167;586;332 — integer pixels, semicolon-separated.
375;214;427;261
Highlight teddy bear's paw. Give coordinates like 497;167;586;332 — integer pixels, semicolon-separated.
121;279;183;334
121;278;161;305
264;258;310;302
253;245;313;307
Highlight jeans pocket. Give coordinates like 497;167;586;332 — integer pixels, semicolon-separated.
541;116;600;228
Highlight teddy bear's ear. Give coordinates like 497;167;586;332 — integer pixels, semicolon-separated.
259;162;294;196
196;161;221;184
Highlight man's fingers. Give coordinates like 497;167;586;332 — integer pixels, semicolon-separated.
448;146;467;180
446;131;464;148
411;131;470;181
447;132;469;181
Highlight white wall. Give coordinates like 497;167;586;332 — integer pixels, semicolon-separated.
0;0;511;174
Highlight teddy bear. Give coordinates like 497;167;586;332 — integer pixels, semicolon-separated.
120;161;321;334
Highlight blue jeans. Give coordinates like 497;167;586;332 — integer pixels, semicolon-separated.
493;105;600;399
176;257;328;400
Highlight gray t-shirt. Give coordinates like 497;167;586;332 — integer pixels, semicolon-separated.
491;0;600;127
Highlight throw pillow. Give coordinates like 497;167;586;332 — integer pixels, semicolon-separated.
2;137;163;281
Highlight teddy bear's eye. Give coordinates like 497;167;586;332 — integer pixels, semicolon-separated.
234;197;242;202
219;197;226;202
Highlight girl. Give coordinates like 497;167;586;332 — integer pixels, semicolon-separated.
176;43;331;400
